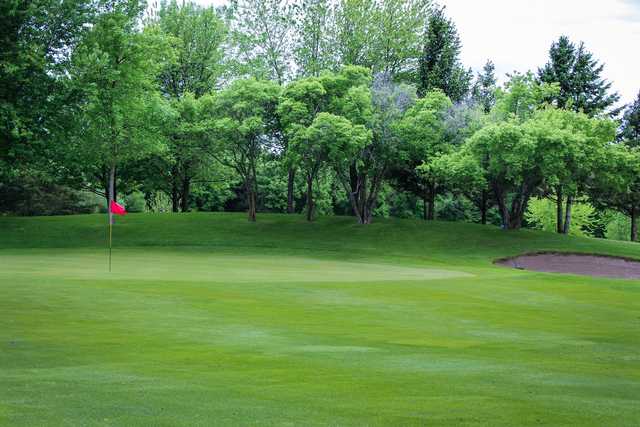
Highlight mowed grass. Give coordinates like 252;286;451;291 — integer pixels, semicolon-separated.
1;213;639;426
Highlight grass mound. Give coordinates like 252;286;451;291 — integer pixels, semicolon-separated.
1;213;639;425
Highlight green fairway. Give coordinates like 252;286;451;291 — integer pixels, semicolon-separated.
1;213;639;425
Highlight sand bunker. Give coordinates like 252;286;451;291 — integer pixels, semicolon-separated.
497;253;640;279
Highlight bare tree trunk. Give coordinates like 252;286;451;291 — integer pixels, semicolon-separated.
631;205;638;242
422;193;428;221
427;182;435;221
180;177;190;213
305;173;314;222
480;190;488;225
171;174;179;213
562;195;573;235
556;188;564;234
287;167;295;214
247;188;256;222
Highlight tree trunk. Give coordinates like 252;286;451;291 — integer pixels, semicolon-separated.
562;195;573;235
171;174;179;213
427;182;435;221
180;177;190;213
422;194;428;221
556;189;564;234
247;188;256;222
631;205;638;242
306;173;314;222
480;190;488;225
287;167;295;214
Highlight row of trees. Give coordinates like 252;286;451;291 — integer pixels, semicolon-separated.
2;0;640;239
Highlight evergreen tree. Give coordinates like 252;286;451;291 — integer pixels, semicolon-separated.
538;36;620;117
417;6;472;101
620;91;640;147
472;60;497;113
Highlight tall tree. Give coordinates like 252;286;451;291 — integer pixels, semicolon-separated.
335;70;414;224
335;0;429;79
620;91;640;147
590;144;640;242
538;36;621;233
396;90;452;220
538;36;620;117
472;60;497;113
157;0;227;97
294;0;336;77
228;0;294;84
204;79;281;221
0;0;95;182
417;6;472;101
68;4;172;223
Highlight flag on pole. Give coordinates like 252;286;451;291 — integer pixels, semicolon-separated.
110;200;127;215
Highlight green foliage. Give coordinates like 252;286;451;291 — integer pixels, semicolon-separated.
157;0;227;96
620;91;640;147
472;60;498;113
538;36;620;117
417;6;472;101
525;198;596;237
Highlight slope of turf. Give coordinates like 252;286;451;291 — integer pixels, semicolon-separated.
1;213;639;425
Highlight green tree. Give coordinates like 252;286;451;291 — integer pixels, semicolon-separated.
1;0;95;182
620;91;640;147
472;60;497;113
538;36;620;117
204;79;281;221
335;0;429;78
157;0;227;97
227;0;294;84
417;6;472;101
589;144;640;241
396;90;452;220
68;5;172;223
294;0;336;77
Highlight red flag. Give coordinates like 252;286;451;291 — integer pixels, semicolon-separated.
110;200;127;215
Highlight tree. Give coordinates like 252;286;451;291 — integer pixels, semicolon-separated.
279;67;375;222
1;0;95;183
620;91;640;147
227;0;294;84
589;144;640;242
292;113;369;220
472;60;497;113
204;79;281;221
460;74;560;230
157;0;227;97
417;6;472;101
335;0;429;78
532;108;615;234
294;0;336;77
68;4;172;224
396;90;452;220
538;36;620;117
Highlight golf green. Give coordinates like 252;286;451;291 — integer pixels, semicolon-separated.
1;213;639;425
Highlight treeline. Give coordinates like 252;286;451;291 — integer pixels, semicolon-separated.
2;0;640;240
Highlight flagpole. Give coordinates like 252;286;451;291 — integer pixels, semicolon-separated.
109;209;112;272
108;164;115;273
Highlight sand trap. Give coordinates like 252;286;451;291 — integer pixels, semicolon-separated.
497;253;640;280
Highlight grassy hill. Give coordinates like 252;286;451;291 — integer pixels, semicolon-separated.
1;213;639;425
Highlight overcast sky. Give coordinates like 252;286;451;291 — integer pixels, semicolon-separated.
197;0;639;106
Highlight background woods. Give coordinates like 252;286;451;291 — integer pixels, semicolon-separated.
2;0;639;241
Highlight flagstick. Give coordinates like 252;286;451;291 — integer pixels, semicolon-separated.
109;209;112;273
108;163;115;273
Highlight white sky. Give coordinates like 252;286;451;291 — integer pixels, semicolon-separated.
197;0;640;106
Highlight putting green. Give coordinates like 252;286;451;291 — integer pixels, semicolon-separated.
0;249;471;282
